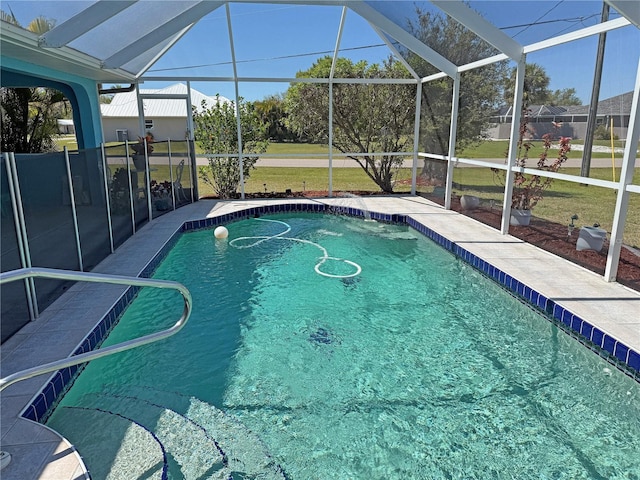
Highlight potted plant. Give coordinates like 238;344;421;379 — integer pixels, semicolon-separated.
150;179;172;211
495;111;571;226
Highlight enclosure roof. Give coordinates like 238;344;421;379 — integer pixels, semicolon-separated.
1;0;637;85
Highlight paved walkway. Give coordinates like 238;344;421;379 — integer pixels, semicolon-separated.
1;196;639;479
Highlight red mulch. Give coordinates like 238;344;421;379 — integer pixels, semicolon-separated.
201;191;640;292
447;198;640;292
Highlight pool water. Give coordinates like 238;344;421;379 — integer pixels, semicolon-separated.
48;214;640;479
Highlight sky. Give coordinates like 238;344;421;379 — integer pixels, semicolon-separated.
2;0;639;105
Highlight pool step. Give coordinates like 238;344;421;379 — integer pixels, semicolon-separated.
63;385;287;479
125;385;287;480
48;406;166;480
77;392;226;479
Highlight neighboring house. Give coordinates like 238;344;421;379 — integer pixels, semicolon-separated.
100;83;231;143
56;118;75;134
488;91;633;140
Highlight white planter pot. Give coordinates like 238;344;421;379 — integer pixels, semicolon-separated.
576;226;607;252
460;195;480;210
510;209;532;226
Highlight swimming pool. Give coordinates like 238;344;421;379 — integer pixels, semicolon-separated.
46;212;640;479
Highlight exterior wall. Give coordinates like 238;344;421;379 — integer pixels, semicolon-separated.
102;117;189;143
486;123;511;140
102;118;142;143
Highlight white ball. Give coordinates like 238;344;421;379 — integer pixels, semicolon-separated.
214;226;229;239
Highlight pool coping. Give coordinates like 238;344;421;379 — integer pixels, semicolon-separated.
2;196;639;480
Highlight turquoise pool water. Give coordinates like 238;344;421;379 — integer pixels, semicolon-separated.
48;214;640;479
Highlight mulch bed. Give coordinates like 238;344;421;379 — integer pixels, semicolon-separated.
202;191;640;292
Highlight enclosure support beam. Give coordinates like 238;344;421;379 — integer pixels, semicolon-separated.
136;84;146;138
431;0;523;61
39;1;136;47
327;7;346;198
580;2;609;178
411;82;423;195
226;3;245;200
605;57;640;282
327;93;335;194
348;1;457;78
186;81;198;201
444;74;460;210
501;56;527;234
101;2;224;69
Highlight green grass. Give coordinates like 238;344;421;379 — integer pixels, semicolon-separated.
239;166;413;195
54;134;78;150
457;139;636;160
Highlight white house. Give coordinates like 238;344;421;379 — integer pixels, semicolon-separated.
56;118;75;134
100;83;231;143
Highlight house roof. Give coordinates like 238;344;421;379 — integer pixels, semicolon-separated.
564;91;635;116
495;91;634;118
100;83;231;118
495;104;568;117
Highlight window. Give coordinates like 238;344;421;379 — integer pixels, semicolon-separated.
145;119;154;131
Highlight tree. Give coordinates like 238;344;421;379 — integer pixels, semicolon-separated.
0;12;66;153
548;87;582;106
26;15;56;34
285;56;415;193
0;8;18;24
503;63;551;105
402;6;507;181
1;87;66;153
502;63;582;106
254;94;296;142
193;96;268;198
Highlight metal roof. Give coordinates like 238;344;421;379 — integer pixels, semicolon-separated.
100;83;231;117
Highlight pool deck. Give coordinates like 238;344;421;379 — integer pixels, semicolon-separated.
1;195;639;480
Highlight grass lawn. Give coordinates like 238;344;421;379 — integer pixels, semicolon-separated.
55;134;78;150
457;138;636;160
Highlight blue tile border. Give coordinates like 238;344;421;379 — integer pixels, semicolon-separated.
24;202;639;424
407;217;639;383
